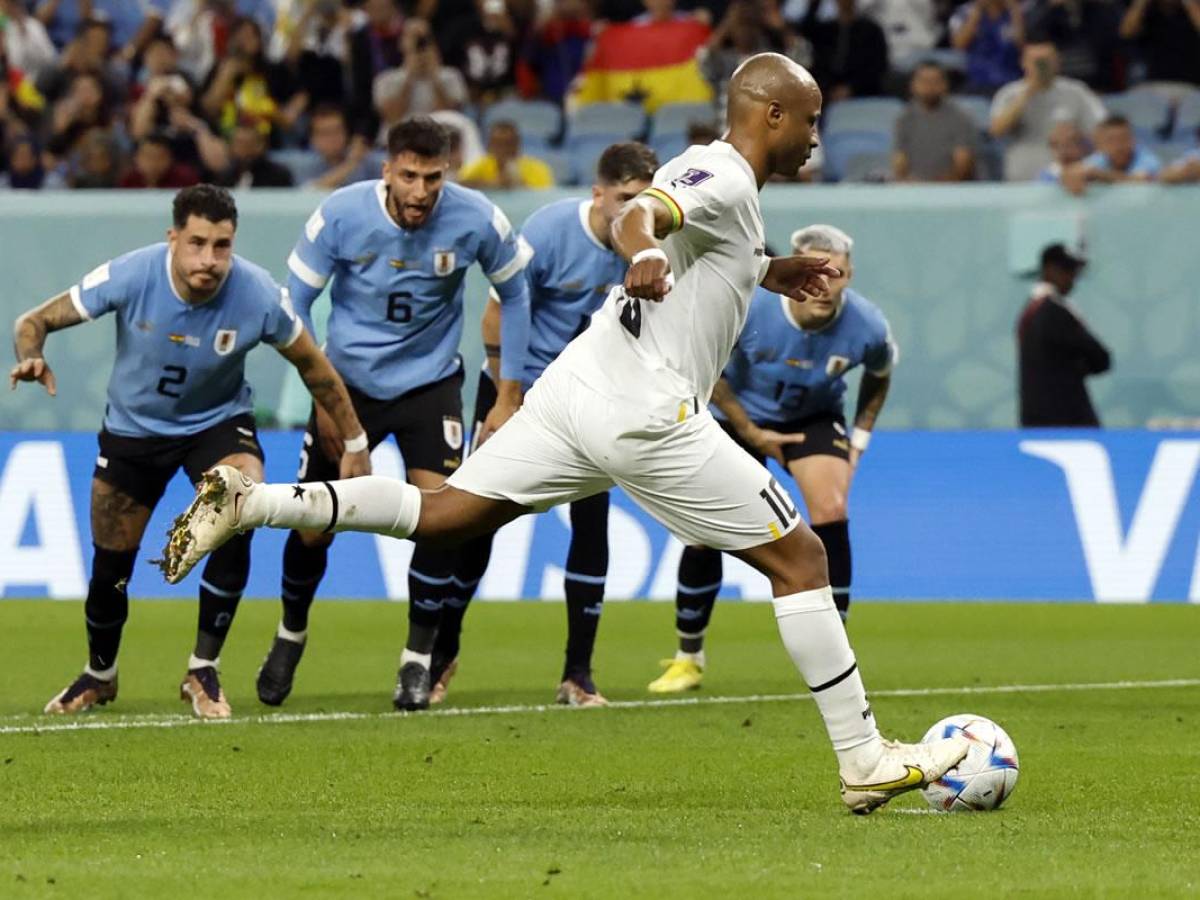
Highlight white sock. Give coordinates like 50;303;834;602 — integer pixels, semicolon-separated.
85;663;116;681
277;622;307;644
674;648;705;668
240;477;422;538
401;649;432;669
188;654;218;671
772;587;881;770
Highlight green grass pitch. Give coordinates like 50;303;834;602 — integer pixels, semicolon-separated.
1;600;1198;898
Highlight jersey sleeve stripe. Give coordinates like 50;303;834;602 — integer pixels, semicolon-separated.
643;188;684;233
287;250;329;290
68;285;91;321
280;314;305;349
486;235;533;285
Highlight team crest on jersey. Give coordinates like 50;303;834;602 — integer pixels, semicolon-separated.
433;250;456;276
826;355;850;377
671;168;713;188
443;416;464;451
214;329;238;356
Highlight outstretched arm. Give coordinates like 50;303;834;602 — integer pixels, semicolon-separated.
277;330;372;479
10;292;84;394
611;193;678;301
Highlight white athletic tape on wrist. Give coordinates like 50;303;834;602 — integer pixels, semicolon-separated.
631;247;669;266
850;429;871;453
344;432;369;453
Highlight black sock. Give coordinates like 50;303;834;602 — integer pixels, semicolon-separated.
812;520;852;622
436;531;495;660
85;546;136;673
280;530;328;633
676;545;722;654
407;545;455;655
563;493;609;677
194;531;253;661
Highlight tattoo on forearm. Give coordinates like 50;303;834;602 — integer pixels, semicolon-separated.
14;293;82;360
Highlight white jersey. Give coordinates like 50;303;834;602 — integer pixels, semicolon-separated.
555;140;768;407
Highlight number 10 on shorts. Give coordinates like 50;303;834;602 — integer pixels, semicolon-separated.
760;477;799;539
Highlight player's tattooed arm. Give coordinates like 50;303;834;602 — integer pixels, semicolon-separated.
711;378;804;465
277;330;372;478
850;371;891;467
9;292;84;394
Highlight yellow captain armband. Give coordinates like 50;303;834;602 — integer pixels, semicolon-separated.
642;188;684;233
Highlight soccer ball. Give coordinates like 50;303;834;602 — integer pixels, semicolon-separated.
920;714;1019;812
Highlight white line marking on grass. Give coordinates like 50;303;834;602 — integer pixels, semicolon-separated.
2;678;1197;736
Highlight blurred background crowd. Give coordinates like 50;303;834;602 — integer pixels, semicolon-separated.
1;0;1199;191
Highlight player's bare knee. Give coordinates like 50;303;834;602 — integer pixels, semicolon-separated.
810;494;848;525
776;527;829;594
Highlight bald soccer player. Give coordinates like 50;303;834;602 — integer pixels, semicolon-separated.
159;53;968;815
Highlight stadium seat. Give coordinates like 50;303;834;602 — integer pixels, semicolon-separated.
823;98;905;135
565;101;646;141
822;131;892;182
568;135;617;185
650;102;718;138
270;149;323;185
1102;92;1171;142
482;99;563;143
1172;89;1200;141
842;151;892;182
540;149;574;186
891;48;968;76
1147;141;1193;167
952;95;993;133
650;133;689;163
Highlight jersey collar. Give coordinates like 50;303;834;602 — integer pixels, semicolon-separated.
577;199;608;251
375;178;445;232
165;247;229;308
778;292;846;334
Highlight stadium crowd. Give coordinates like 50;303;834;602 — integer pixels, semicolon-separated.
1;0;1199;190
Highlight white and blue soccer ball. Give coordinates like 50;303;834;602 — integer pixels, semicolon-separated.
920;714;1019;812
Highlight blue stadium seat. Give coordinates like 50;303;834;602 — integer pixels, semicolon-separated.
953;95;993;132
650;133;689;163
540;149;573;186
1102;92;1170;142
482;99;563;143
823;98;905;135
650;102;718;138
822;131;892;182
565;101;646;140
568;135;619;185
891;48;968;76
842;151;892;182
270;149;323;184
1147;141;1193;168
1173;89;1200;141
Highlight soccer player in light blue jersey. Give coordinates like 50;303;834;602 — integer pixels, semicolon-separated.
9;185;368;719
430;142;658;708
257;118;534;711
649;224;897;694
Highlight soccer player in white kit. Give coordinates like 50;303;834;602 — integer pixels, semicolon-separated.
159;53;968;814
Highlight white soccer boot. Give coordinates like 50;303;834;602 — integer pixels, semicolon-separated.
839;735;970;815
158;466;252;584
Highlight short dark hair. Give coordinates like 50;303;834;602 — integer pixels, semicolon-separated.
914;60;946;77
596;141;658;184
173;184;238;230
386;117;450;159
310;104;349;129
141;132;174;153
1099;114;1131;130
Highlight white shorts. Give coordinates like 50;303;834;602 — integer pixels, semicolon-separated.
447;360;801;552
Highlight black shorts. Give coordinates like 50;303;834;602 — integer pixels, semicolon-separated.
469;368;498;453
298;372;464;480
721;412;851;465
94;413;263;509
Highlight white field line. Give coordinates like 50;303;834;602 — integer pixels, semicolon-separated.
0;678;1196;737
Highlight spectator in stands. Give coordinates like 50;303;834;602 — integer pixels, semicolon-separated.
372;18;468;140
1017;243;1110;427
130;34;187;101
36;18;128;105
798;0;889;100
214;120;294;187
702;0;808;95
164;0;277;86
989;41;1105;181
69;126;123;187
45;70;116;162
859;0;941;64
893;61;977;181
348;0;404;133
270;0;353;108
1025;0;1121;92
459;118;554;188
1118;0;1200;88
517;0;593;104
200;16;299;142
119;131;200;187
445;0;520;107
1058;113;1161;194
0;133;61;188
2;0;57;82
1036;120;1088;182
950;0;1025;94
635;0;708;25
34;0;164;62
305;104;375;189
